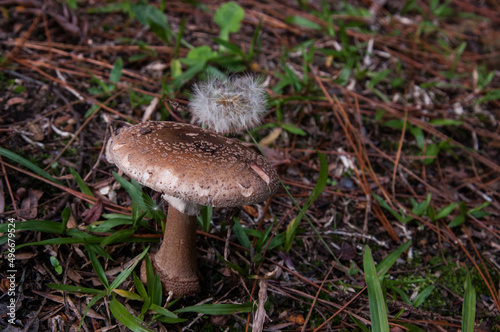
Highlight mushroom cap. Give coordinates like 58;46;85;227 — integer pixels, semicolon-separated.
106;121;279;208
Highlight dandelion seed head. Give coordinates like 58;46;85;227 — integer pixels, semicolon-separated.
189;74;267;133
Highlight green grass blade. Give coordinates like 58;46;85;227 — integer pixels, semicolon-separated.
101;229;135;246
175;302;253;315
11;237;97;251
79;294;105;330
144;254;154;294
373;193;407;223
141;194;166;222
284;217;300;251
280;122;307;136
133;272;148;300
411;194;430;217
233;219;251;249
110;297;153;332
156;316;187;324
113;172;146;210
70;167;94;198
216;253;248;277
0;147;63;185
61;206;70;231
170;62;205;91
285;15;321;30
248;20;261;60
377;241;411;279
109;57;123;83
143;254;162;306
150;304;178;319
462;272;476;332
368;69;390;89
429;119;462;126
151;276;163;306
412;285;434;307
349;314;370;332
199;205;212;233
391;286;412;305
0;220;64;234
89;217;133;233
435;202;457;220
255;223;273;250
398;323;426;332
212;37;244;55
363;246;390;332
109;246;149;290
88;242;113;260
112;289;143;301
47;283;105;295
9;235;156;252
285;151;328;252
84;240;110;291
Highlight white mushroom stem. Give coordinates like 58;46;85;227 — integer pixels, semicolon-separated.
162;194;201;216
152;205;201;296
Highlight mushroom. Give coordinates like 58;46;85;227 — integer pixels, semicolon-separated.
106;121;279;296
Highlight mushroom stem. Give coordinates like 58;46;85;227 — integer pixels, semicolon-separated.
152;205;200;296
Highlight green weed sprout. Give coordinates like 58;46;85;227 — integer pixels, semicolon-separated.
50;256;63;275
214;2;244;43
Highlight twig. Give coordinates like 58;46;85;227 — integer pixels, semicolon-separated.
302;262;335;332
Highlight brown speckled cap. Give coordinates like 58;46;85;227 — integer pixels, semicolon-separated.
106;121;279;208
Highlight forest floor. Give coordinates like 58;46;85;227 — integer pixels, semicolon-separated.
0;0;500;331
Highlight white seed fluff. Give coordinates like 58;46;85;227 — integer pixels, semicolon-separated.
189;74;267;133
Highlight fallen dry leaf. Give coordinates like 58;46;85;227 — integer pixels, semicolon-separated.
260;146;288;166
32;290;104;320
242;205;258;217
210;315;231;326
286;313;305;325
66;213;77;229
81;199;103;224
338;241;356;261
259;127;282;146
19;189;43;219
27;122;44;141
13;251;36;260
66;267;83;283
6;97;26;107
